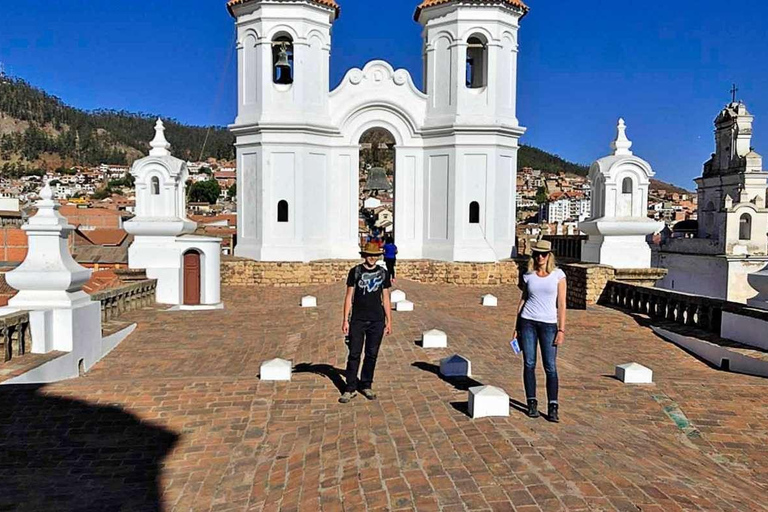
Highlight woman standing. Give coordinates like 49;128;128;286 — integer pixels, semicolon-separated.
513;240;567;422
382;236;398;284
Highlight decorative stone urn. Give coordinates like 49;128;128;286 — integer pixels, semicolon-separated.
747;266;768;310
6;182;92;308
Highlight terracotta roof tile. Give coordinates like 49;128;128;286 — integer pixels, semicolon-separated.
414;0;529;20
227;0;340;18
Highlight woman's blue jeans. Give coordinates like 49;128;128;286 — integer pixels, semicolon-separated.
518;318;559;404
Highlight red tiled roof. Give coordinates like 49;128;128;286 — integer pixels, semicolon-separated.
76;229;129;247
226;0;340;19
415;0;529;21
82;270;122;294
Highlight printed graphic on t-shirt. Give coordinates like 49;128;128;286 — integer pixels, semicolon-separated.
358;270;385;294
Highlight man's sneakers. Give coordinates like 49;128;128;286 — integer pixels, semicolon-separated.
339;389;377;403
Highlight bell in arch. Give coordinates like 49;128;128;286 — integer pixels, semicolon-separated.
275;43;291;71
364;167;392;193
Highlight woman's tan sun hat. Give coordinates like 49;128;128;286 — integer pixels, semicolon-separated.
530;239;552;253
360;242;384;256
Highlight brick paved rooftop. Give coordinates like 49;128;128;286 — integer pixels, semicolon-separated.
2;281;768;511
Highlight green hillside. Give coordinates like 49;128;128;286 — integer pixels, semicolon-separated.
0;74;234;173
518;144;589;176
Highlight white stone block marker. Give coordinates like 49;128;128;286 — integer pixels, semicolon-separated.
468;385;510;419
481;294;498;307
260;358;292;381
422;329;448;348
301;295;317;308
615;362;653;384
390;289;406;303
440;354;471;377
395;300;414;312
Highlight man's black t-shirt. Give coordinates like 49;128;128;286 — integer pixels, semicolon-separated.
346;263;392;322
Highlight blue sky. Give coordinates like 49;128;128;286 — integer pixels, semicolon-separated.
1;0;767;189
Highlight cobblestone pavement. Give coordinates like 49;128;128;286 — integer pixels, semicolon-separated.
2;281;768;511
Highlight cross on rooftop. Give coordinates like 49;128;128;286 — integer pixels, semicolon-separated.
731;83;739;103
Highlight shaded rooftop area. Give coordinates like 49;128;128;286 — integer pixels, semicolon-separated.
1;281;767;511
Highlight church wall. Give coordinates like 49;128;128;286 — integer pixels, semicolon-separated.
655;253;729;300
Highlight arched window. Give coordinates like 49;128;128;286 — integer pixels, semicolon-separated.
277;200;289;222
272;35;294;85
151;177;160;195
469;201;480;224
621;177;632;194
739;213;752;240
466;35;487;89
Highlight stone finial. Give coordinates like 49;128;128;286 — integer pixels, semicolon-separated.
149;118;171;157
611;118;633;156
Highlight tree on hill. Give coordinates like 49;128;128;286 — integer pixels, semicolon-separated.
227;183;236;200
188;180;221;204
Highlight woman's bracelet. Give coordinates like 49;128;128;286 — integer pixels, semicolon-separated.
557;329;565;333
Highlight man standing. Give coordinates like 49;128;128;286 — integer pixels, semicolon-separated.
340;242;392;403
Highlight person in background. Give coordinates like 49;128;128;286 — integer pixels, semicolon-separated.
512;239;567;423
382;235;398;284
339;242;393;403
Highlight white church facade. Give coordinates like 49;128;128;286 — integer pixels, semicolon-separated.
655;100;768;303
228;0;528;262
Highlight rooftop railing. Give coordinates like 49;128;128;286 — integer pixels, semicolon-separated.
1;310;30;363
91;279;157;322
603;280;768;334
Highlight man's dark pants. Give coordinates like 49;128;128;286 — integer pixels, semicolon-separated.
345;319;385;392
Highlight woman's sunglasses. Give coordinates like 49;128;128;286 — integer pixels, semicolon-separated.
533;252;550;258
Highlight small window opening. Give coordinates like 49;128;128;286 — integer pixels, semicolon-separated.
151;177;160;195
739;213;752;240
272;36;294;85
465;36;487;89
469;201;480;224
621;177;632;194
277;200;289;222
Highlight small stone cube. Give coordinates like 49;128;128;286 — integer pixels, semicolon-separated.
615;362;653;384
422;329;447;348
440;354;471;377
395;300;414;311
468;385;510;418
481;294;498;307
260;358;292;381
390;290;406;303
301;296;317;308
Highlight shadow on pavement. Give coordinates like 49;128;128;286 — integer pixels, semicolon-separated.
293;363;346;393
0;384;179;512
411;361;484;391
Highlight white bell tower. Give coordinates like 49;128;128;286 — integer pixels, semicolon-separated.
417;0;527;261
229;0;339;261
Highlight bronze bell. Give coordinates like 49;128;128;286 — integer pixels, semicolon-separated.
364;167;392;193
275;43;291;74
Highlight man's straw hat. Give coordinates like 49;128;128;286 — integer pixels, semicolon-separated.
360;242;384;256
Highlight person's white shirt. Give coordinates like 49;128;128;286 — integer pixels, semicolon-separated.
521;268;566;324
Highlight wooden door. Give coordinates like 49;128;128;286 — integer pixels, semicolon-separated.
183;251;201;305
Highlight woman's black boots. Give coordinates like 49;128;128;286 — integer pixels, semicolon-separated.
548;403;560;423
527;399;540;418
